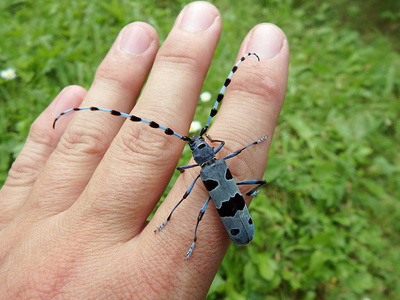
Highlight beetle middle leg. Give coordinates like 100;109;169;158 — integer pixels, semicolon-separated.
154;174;201;232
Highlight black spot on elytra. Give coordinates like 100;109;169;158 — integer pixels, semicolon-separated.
225;168;233;180
231;228;240;236
204;179;218;191
217;193;245;217
249;218;253;225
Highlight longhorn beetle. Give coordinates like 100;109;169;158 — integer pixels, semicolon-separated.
53;52;268;260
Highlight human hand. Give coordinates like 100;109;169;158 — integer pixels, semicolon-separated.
0;1;288;298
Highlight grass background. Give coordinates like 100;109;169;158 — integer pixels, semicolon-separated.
1;0;399;299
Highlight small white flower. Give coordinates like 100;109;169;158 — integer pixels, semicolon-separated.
1;68;17;80
189;121;202;133
200;91;212;102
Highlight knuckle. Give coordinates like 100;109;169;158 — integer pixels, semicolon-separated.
117;124;176;168
5;116;64;186
95;60;117;82
56;124;110;157
29;119;56;148
6;155;40;186
94;59;132;93
156;47;204;74
230;66;280;103
5;117;58;185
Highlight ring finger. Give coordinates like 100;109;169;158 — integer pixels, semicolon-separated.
19;22;159;221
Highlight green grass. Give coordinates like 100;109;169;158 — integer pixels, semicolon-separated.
1;0;399;299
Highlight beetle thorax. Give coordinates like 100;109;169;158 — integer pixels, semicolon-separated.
189;136;216;166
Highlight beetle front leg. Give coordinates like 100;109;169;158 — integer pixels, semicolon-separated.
205;134;225;155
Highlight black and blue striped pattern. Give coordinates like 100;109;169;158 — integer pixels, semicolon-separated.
199;52;259;136
53;106;190;141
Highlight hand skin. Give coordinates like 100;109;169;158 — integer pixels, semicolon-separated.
0;2;288;299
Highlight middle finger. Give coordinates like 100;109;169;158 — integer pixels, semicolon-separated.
72;2;223;238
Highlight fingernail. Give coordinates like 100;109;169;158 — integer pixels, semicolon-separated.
247;24;285;59
179;2;218;32
120;25;154;55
